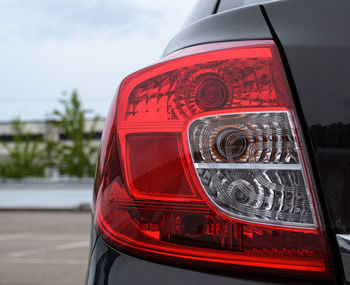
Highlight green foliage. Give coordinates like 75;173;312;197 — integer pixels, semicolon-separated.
0;90;99;179
52;90;99;177
0;118;46;178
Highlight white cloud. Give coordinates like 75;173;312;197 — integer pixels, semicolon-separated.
0;0;198;120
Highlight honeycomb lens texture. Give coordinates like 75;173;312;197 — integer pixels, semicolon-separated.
188;112;316;227
123;53;284;122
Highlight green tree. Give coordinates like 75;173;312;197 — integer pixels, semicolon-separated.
0;118;45;178
53;90;99;177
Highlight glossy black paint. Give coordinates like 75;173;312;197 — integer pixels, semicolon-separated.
218;1;350;282
163;4;272;56
217;0;350;235
261;0;350;233
217;0;275;13
87;0;350;283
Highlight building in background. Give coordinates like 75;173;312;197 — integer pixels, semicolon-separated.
0;118;105;177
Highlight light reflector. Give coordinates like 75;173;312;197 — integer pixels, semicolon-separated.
188;111;315;228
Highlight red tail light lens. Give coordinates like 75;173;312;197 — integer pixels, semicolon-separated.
94;41;331;279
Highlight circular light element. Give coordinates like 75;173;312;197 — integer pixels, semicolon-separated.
196;77;228;110
213;127;248;162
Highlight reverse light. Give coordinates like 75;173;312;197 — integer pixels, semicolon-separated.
189;111;315;228
94;41;331;279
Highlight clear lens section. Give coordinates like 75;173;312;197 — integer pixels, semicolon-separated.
189;111;316;228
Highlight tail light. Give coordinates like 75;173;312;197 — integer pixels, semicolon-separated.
94;41;331;278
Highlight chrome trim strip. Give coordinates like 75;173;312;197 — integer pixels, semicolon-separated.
336;234;350;281
194;163;302;170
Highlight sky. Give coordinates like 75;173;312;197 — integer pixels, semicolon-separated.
0;0;198;121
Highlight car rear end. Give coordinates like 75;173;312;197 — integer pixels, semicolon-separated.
86;0;350;284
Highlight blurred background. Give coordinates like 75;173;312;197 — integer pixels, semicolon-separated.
0;0;197;284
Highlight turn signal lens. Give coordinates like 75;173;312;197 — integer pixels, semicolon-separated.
94;41;331;279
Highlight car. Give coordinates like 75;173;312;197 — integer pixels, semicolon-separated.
86;0;350;284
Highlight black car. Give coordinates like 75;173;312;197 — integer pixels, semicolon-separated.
86;0;350;284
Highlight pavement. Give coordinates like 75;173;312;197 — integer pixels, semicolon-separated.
0;179;93;210
0;211;91;285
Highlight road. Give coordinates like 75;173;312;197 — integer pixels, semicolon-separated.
0;211;91;285
0;179;93;210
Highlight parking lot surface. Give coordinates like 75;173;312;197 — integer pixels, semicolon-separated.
0;211;91;285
